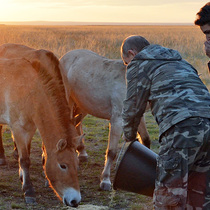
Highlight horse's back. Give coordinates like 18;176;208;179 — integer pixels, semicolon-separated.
0;43;63;85
60;49;126;119
0;43;37;59
0;43;59;67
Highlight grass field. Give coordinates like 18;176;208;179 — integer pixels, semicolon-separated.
0;24;209;84
0;25;209;209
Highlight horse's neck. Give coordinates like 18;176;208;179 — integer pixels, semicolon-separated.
32;94;70;151
31;57;72;151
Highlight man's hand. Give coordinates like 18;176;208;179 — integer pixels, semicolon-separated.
204;41;210;58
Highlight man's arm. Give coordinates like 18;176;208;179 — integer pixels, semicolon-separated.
122;62;151;141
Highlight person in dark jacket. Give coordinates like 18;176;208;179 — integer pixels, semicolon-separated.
121;35;210;209
195;2;210;71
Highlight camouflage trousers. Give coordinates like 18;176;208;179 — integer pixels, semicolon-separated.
154;117;210;210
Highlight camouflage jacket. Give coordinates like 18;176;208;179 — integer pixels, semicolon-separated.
122;44;210;141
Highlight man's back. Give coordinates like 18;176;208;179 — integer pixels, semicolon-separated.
125;44;210;136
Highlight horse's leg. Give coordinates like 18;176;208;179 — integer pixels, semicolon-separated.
71;102;88;162
137;115;151;148
100;116;122;191
41;143;49;187
0;125;6;165
12;134;31;161
76;121;88;162
12;141;19;160
12;125;37;204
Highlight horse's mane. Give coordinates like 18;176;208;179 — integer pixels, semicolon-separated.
32;52;75;147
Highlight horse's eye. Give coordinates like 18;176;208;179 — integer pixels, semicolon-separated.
59;164;68;170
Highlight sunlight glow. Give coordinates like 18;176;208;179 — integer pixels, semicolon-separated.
0;0;10;9
0;1;207;24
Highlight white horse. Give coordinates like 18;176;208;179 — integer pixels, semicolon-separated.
60;49;151;191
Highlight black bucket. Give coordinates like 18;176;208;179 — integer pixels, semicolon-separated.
113;140;158;197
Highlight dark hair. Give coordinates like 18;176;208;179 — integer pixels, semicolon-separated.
121;35;150;57
195;2;210;26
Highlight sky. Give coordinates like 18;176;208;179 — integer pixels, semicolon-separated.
0;0;208;24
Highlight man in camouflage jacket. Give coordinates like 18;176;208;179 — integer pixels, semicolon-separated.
121;35;210;209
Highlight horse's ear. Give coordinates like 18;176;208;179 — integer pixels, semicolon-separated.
56;139;67;151
71;114;83;127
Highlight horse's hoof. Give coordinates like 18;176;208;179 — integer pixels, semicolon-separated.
78;155;88;163
0;157;6;165
25;196;37;204
100;181;112;191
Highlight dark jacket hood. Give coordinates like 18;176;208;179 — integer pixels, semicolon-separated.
133;44;182;61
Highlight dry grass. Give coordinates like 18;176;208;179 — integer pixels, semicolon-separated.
0;24;209;86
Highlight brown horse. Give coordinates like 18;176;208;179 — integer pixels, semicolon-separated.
0;46;81;207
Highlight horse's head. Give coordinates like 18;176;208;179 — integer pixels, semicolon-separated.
43;137;81;207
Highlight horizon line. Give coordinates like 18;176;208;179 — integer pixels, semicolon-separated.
0;21;194;26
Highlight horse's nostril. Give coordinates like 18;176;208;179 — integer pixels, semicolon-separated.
64;198;78;207
71;199;78;207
